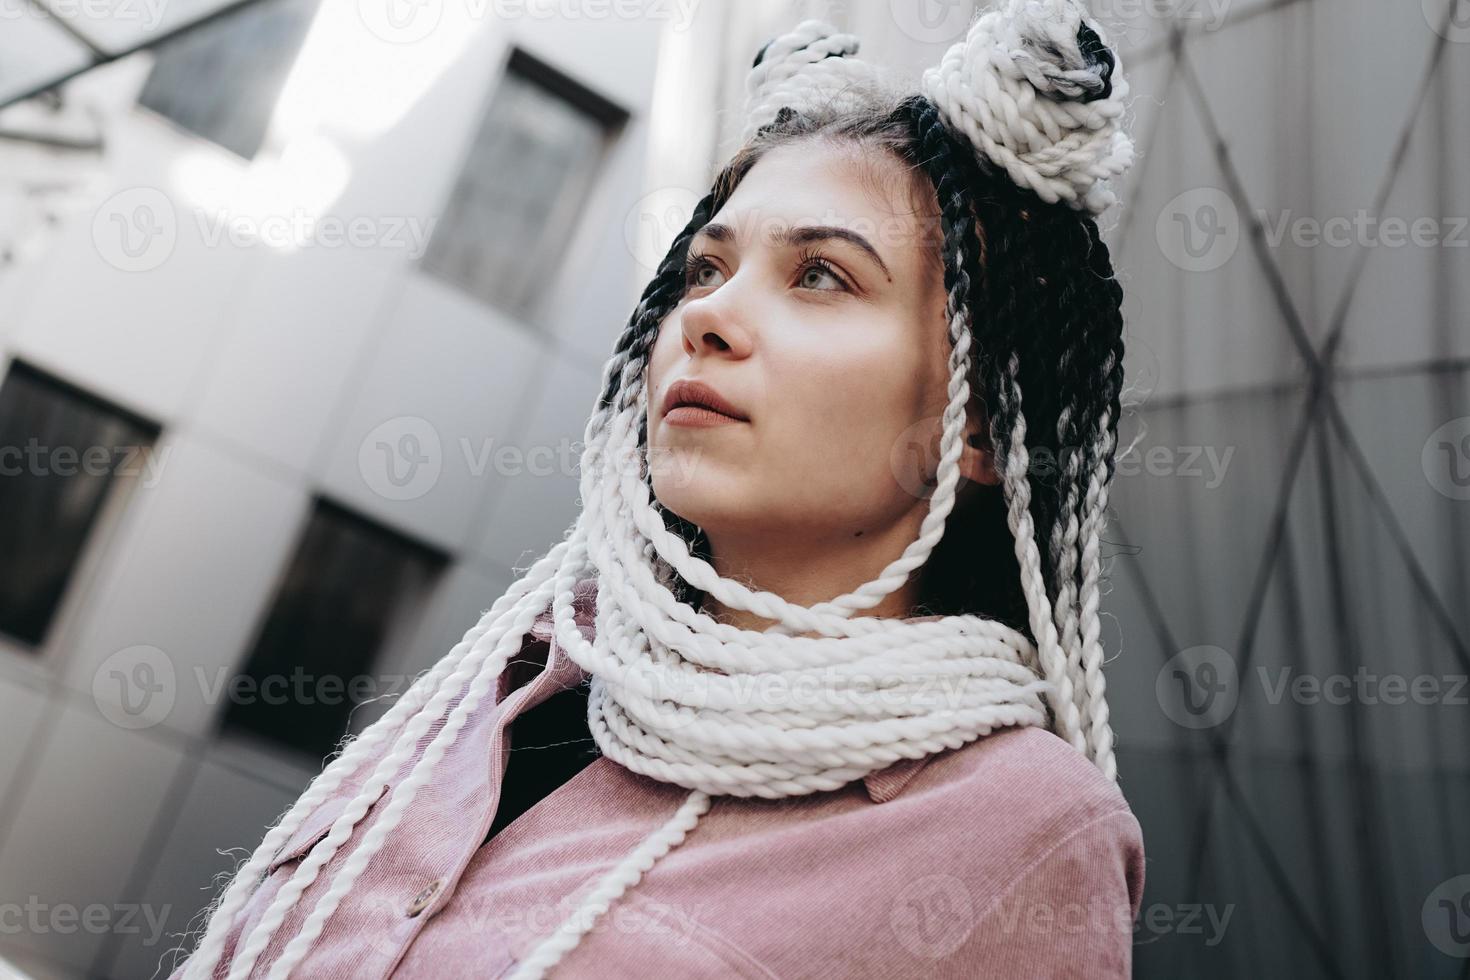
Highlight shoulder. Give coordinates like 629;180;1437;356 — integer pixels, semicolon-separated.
893;727;1146;975
903;724;1144;887
928;725;1135;821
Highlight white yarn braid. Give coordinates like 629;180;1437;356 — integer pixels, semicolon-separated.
1076;399;1121;777
1048;409;1088;727
922;0;1134;215
1047;400;1120;778
179;549;562;978
176;7;1132;978
741;20;878;145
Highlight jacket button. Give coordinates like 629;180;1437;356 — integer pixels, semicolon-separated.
405;879;443;917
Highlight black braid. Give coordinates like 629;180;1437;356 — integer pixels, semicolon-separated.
1074;22;1115;102
1046;213;1127;610
887;96;1030;634
894;96;1127;629
1084;220;1128;491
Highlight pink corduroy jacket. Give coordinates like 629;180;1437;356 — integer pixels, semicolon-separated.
169;580;1146;978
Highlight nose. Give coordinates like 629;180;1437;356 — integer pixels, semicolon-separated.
678;278;755;360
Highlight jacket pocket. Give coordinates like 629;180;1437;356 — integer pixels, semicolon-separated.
265;781;391;874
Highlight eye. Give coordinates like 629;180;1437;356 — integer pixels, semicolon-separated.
682;247;853;294
683;251;725;290
795;248;851;293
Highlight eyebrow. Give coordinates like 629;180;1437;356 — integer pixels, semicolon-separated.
694;222;893;281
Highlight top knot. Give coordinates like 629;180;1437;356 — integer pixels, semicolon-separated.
921;0;1134;215
741;20;874;144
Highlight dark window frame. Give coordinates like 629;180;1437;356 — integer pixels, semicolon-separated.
219;496;450;761
418;45;630;323
0;359;161;650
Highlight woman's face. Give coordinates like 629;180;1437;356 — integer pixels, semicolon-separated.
645;139;994;554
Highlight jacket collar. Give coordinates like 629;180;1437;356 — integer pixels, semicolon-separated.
861;756;931;803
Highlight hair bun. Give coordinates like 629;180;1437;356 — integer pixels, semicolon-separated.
922;0;1134;215
741;20;873;143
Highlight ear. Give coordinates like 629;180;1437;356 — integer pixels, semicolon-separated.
961;408;1002;487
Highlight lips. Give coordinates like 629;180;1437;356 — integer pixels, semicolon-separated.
662;378;748;421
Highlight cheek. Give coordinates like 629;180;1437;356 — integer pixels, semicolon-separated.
646;315;684;399
764;323;928;464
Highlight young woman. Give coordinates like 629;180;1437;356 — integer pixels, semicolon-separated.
169;2;1144;977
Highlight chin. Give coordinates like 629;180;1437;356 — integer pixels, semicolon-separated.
651;479;750;530
648;441;732;492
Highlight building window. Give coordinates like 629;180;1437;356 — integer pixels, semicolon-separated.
222;498;448;760
420;47;628;320
0;360;160;647
135;0;321;160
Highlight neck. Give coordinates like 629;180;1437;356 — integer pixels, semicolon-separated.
695;520;926;635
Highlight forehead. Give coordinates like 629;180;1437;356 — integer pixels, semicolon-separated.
700;141;940;270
